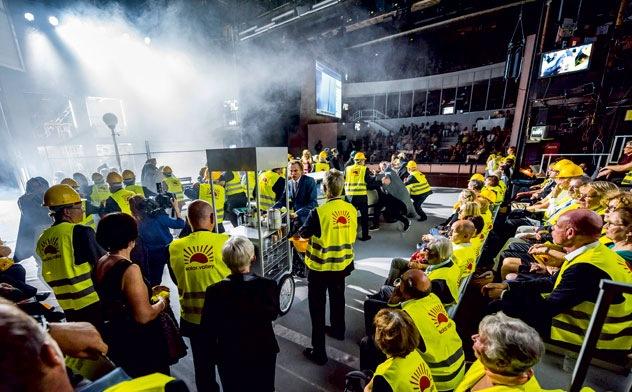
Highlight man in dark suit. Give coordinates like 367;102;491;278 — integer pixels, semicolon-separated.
274;160;318;226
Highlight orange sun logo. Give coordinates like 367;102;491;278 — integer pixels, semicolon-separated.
332;210;351;225
428;304;450;329
409;360;433;391
39;238;60;256
352;170;359;176
619;260;632;275
183;245;215;265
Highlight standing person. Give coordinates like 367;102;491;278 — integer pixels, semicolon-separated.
101;172;136;216
257;168;286;212
301;149;313;173
161;166;184;203
314;151;331;172
122;169;155;197
299;169;357;365
218;170;248;227
344;152;376;241
94;213;173;377
60;178;99;229
374;162;412;231
14;177;51;262
35;185;103;326
88;173;111;208
72;172;90;198
186;171;227;233
329;148;342;171
404;160;432;221
274;160;318;226
202;236;280;391
141;158;160;193
168;200;231;392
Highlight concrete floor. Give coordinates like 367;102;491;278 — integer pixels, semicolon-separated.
1;188;629;391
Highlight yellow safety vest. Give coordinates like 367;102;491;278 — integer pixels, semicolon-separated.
406;171;432;196
427;261;461;305
452;242;478;277
199;183;225;224
305;198;357;272
90;183;111;207
344;164;367;196
314;162;330;172
402;294;465;391
125;184;145;197
545;201;580;226
110;189;136;216
242;171;256;199
104;373;175;391
483;185;503;204
81;200;96;229
168;231;230;324
374;350;438;392
621;169;632;185
544;190;571;220
550;243;632;351
480;188;497;203
224;171;245;196
163;176;184;201
36;222;99;311
258;170;281;211
454;360;551;392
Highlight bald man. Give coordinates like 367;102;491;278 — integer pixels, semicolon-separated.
450;220;478;277
485;209;632;351
168;200;231;392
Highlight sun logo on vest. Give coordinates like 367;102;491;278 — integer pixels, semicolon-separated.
409;360;433;391
618;259;632;275
183;245;214;265
351;169;360;176
332;210;351;227
428;304;450;331
39;238;60;257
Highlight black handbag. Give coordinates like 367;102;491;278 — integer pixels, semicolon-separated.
155;307;188;365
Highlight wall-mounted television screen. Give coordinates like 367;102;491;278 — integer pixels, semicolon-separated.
539;43;593;78
315;61;342;118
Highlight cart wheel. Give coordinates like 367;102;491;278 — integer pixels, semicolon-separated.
278;274;295;315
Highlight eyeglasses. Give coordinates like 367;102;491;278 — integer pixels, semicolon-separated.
393;278;402;287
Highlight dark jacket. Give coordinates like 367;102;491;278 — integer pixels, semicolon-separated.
201;273;280;359
274;175;318;225
14;178;51;262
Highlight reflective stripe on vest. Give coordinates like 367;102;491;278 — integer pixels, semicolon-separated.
36;222;99;311
622;169;632;185
426;261;461;305
163;176;184;201
104;372;175;391
374;350;438;392
452;242;477;277
314;162;330;172
344;164;367;196
454;359;548;392
110;189;135;216
544;191;571;219
225;171;245;196
545;200;579;225
258;171;281;211
168;231;230;324
199;183;225;224
305;198;357;272
402;294;465;390
242;172;256;199
125;184;145;197
90;183;110;207
81;200;96;229
406;171;432;196
550;243;632;350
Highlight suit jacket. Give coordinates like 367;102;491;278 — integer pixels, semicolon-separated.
201;273;280;359
274;175;318;223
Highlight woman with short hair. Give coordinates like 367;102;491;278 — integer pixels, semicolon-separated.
94;212;173;377
201;236;280;391
455;312;545;391
365;308;437;392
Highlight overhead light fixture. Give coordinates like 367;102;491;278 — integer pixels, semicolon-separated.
312;0;338;10
254;22;275;33
24;12;35;22
239;25;258;36
144;36;151;45
271;10;295;22
48;16;59;26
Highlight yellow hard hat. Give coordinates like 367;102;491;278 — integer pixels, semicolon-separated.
43;184;81;207
91;172;104;183
122;169;135;180
556;163;584;178
162;166;173;174
60;178;79;189
210;171;222;181
470;173;485;182
354;152;366;161
549;159;573;171
106;172;123;185
406;160;417;170
319;151;328;159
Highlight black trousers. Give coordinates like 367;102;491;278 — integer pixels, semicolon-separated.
382;194;408;225
186;323;220;392
350;195;369;238
411;192;431;220
225;193;248;227
0;263;37;299
308;270;346;355
146;246;169;287
218;353;277;392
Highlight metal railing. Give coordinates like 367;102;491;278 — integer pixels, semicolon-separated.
607;135;632;164
539;154;610;174
569;280;632;392
351;109;389;121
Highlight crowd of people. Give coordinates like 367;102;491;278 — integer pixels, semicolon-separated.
1;143;631;391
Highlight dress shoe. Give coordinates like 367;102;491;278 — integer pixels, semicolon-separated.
402;218;410;232
303;347;328;365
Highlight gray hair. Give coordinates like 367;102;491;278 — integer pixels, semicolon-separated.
478;312;544;375
426;235;453;261
222;236;255;272
324;169;344;198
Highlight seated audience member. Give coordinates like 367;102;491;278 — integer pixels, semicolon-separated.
0;239;43;302
604;207;632;263
455;312;547;392
483;209;632;352
202;236;279;392
597;140;632;182
450;220;479;276
440;189;477;229
365;308;438;392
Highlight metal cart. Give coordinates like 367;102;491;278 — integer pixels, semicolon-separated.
205;147;295;315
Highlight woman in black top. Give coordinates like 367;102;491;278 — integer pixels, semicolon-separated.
94;213;172;377
201;236;280;392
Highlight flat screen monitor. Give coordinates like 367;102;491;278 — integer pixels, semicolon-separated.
315;61;342;118
539;43;593;78
530;125;547;140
